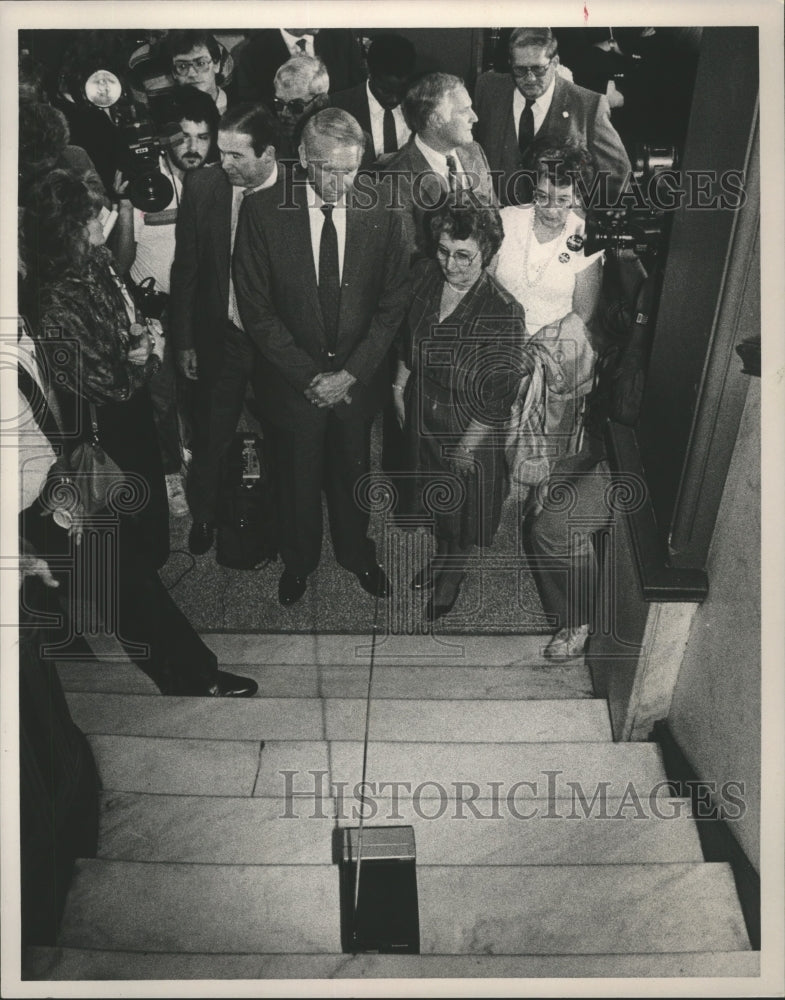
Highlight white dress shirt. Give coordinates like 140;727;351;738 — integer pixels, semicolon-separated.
366;82;410;157
229;163;279;328
513;73;557;141
305;184;348;284
414;134;466;188
280;29;315;58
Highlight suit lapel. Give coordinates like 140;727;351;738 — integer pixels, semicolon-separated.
338;194;374;340
539;75;565;139
211;173;232;311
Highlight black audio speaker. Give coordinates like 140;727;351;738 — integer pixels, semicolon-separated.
338;825;420;954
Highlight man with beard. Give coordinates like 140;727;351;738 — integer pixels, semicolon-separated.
113;86;220;516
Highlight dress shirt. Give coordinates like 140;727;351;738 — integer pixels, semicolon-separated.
228;163;278;328
280;29;315;58
305;184;347;284
512;73;557;141
414;134;466;188
366;82;410;157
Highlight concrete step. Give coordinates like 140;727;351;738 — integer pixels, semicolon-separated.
57;657;593;699
196;633;564;667
22;947;762;981
86;735;668;797
56;860;750;956
96;791;705;865
67;693;611;742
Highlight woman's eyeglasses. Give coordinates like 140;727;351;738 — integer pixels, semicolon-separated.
532;190;574;209
436;246;481;268
172;56;214;75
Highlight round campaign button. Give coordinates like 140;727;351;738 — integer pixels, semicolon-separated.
566;233;584;252
558;252;571;264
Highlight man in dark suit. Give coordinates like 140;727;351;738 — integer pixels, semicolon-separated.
381;72;497;262
330;34;416;164
170;103;280;556
234;109;410;606
474;26;631;206
235;28;365;106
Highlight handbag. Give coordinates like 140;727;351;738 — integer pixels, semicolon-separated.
41;402;126;529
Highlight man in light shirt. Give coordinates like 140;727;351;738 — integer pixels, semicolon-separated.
170;104;279;556
331;34;416;164
474;26;631;205
234;109;410;606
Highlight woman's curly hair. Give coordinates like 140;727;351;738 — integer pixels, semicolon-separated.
23;168;104;283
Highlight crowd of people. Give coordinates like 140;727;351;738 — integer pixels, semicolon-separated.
16;22;666;945
17;24;659;660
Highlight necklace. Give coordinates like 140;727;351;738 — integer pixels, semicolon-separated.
522;212;568;288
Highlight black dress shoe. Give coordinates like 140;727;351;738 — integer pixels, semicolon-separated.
410;564;434;591
188;521;214;555
424;575;465;622
279;570;307;606
356;564;390;598
205;670;258;697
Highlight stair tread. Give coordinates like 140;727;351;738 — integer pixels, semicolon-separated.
57;860;751;955
199;633;565;666
22;947;762;981
57;659;593;699
68;693;611;742
86;735;667;797
97;791;705;865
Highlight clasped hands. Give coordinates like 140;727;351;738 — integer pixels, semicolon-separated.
446;444;478;478
304;370;356;409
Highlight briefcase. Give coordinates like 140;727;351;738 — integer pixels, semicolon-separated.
337;825;420;954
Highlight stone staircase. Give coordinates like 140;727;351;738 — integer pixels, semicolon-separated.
23;634;757;981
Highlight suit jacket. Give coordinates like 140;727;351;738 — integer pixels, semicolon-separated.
169;164;233;379
329;82;372;134
233;179;411;427
380;136;498;262
474;71;631;206
236;29;365;105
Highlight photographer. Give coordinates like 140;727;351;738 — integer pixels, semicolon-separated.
111;87;220;515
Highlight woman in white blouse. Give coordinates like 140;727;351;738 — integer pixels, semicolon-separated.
494;143;604;340
493;144;607;662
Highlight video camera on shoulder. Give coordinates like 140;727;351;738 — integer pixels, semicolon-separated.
82;69;177;213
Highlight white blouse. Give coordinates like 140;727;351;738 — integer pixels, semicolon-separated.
495;206;604;335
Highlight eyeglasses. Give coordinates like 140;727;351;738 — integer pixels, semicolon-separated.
512;61;553;80
533;190;574;209
436;245;481;268
173;56;214;75
273;94;317;116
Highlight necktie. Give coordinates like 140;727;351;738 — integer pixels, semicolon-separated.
446;154;459;193
518;100;535;154
296;38;307;53
382;107;398;153
319;205;340;354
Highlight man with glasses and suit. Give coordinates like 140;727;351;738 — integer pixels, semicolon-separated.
474;27;631;206
233;108;410;606
272;55;331;158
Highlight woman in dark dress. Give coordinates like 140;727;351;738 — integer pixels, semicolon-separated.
393;200;532;621
20;169;256;696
